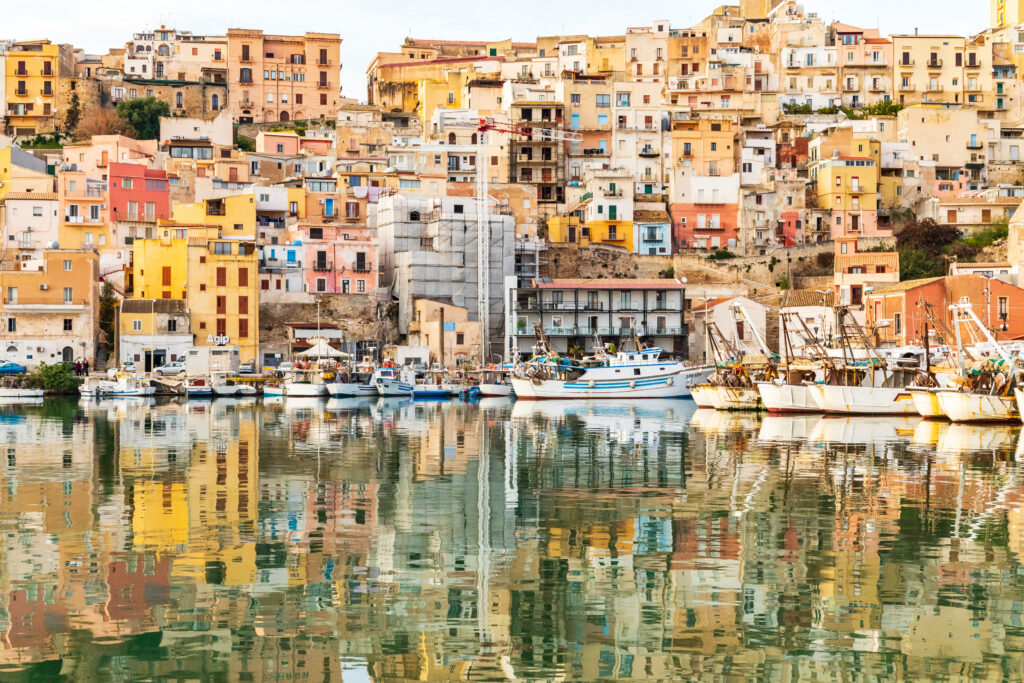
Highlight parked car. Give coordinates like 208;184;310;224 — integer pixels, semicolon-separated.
239;361;255;375
153;360;185;377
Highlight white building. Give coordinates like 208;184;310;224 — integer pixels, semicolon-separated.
374;193;515;360
690;295;770;363
117;299;193;370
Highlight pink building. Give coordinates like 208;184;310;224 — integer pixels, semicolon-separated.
109;163;170;223
293;223;376;294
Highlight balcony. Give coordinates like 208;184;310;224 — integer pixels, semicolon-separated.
643;233;662;243
14;89;28;96
967;142;984;150
317;81;331;89
602;188;623;198
353;265;371;273
927;59;943;69
869;83;886;92
926;85;945;93
900;60;914;67
313;263;334;272
639;147;659;158
843;82;859;92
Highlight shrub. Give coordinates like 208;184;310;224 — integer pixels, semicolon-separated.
24;363;81;393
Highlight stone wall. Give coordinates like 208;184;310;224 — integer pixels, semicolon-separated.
259;293;397;359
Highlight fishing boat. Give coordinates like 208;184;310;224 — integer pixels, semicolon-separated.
372;365;414;397
262;383;285;397
284;367;328;397
478;367;514;397
511;327;711;400
325;361;377;397
0;385;44;399
689;385;717;408
211;371;257;396
185;377;213;398
756;312;824;413
695;305;774;411
937;302;1020;423
809;307;918;415
104;374;156;397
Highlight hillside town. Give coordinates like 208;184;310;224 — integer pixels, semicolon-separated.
1;0;1024;383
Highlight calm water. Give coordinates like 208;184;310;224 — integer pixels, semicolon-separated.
1;397;1024;681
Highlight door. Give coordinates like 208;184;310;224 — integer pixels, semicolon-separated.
229;167;238;182
62;347;73;363
947;210;957;224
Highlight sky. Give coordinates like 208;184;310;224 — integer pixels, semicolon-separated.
5;0;988;100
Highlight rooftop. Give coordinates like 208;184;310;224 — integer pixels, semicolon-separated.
533;278;685;291
121;298;188;314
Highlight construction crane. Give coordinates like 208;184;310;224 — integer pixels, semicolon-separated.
445;116;582;365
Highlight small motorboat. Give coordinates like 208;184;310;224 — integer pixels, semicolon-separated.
185;377;213;398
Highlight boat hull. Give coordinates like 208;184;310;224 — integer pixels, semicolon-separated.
938;391;1019;423
0;388;44;398
690;385;716;408
284;382;326;397
326;382;377;397
706;385;763;411
478;383;512;397
756;382;818;413
374;377;412;397
512;375;688;400
811;384;917;415
910;388;949;419
262;386;285;397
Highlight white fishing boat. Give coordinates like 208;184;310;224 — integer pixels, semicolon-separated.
284;368;327;397
0;387;44;399
372;366;414;397
705;385;763;410
935;303;1020;423
909;387;949;418
100;374;155;397
325;360;377;397
811;382;918;415
211;371;256;397
693;304;775;411
185;377;213;398
756;379;819;413
478;367;514;397
689;385;717;408
512;324;710;400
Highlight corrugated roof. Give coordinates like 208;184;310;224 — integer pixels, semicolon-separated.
187;236;208;246
536;278;685;290
955;261;1012;268
121;298;187;314
868;276;944;295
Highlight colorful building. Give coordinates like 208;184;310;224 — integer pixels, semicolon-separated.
4;41;72;135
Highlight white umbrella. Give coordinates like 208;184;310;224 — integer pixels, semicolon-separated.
296;340;345;358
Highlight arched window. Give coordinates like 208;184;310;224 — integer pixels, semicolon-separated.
448;132;456;144
158;44;169;56
175;92;183;108
280;111;290;122
471;133;478;144
211;93;219;110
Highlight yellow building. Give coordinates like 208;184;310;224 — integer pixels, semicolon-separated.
547;215;585;244
132;224;259;363
0;146;55;199
814;157;881;236
171;194;256;239
186;228;259;364
993;0;1024;28
4;41;70;135
131;224;189;299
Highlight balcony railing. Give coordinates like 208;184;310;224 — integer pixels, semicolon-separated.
927;59;943;68
313;263;333;272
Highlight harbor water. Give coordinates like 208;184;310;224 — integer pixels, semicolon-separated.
1;397;1024;680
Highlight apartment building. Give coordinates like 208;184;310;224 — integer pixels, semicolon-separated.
4;41;73;135
290;223;376;294
117;298;192;370
123;28;226;83
508;277;687;358
0;250;99;367
833;24;893;108
227;29;342;123
669;117;741;249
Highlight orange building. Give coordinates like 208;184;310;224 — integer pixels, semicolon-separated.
227;29;342;124
865;274;1024;347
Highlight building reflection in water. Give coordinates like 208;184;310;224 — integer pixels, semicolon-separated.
0;398;1022;679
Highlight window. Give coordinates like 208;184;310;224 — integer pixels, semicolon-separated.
456;333;465;345
999;296;1009;322
63;287;73;304
238;267;248;287
356;279;365;293
596;94;610;108
239;296;248;314
63;319;73;332
216;267;226;286
168;320;177;332
63;260;72;271
214;242;231;255
894;312;902;336
132;319;142;331
216;318;226;337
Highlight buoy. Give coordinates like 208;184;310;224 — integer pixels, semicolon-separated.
666;377;674;386
588;380;595;388
630;380;636;389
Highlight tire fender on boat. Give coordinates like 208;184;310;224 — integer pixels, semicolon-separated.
588;380;595;388
630;380;636;389
666;377;674;387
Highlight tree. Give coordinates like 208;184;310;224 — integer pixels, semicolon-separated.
99;282;117;348
115;96;170;140
75;108;128;140
64;92;82;133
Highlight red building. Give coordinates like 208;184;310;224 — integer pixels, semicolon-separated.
109;163;170;224
865;274;1024;347
670;203;740;251
779;210;802;246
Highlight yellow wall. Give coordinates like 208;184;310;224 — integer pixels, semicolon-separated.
547;216;582;243
0;148;54;198
186;230;260;364
994;0;1024;27
816;160;879;210
132;233;188;300
587;219;635;252
171;194;256;238
5;43;60;134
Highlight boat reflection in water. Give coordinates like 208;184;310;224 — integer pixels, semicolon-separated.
1;398;1024;680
